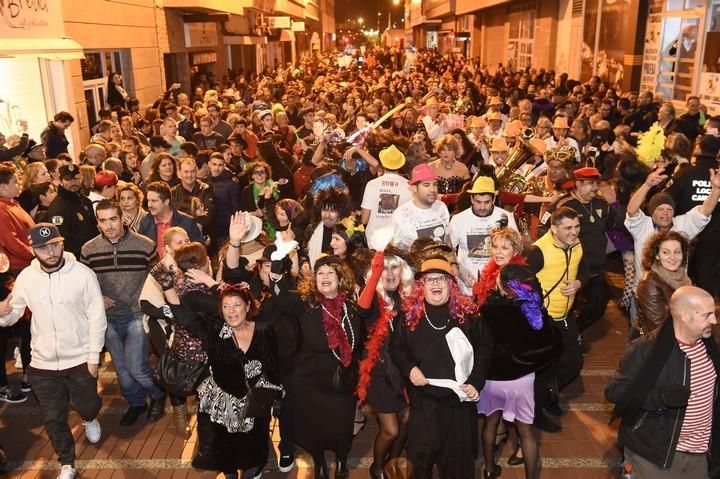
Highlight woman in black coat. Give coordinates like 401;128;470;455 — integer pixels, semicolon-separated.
107;72;129;110
272;254;365;479
477;264;561;479
153;267;282;479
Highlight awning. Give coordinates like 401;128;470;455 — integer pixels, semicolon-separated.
279;30;295;42
223;35;268;45
0;38;84;60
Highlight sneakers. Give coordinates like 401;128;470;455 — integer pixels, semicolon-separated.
83;419;102;443
57;465;77;479
0;387;27;404
20;382;32;393
278;454;296;473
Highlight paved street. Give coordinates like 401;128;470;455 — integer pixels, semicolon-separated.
1;265;634;479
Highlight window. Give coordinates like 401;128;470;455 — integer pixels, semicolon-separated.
508;11;535;70
82;50;131;129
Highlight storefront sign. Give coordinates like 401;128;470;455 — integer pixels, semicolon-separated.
291;21;305;32
191;51;217;65
0;0;64;39
184;22;217;48
267;17;291;29
700;73;720;110
640;0;663;93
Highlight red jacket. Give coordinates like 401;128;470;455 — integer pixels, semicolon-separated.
0;197;35;271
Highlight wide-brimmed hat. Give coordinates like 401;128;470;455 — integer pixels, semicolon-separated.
379;145;406;170
490;138;509;152
415;257;454;279
487;111;503;122
466;176;497;195
488;96;503;106
240;212;263;243
468;116;486;129
409;164;437;185
552;116;569;129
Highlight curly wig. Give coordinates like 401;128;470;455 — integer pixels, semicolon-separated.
311;187;352;224
297;257;357;308
401;272;475;331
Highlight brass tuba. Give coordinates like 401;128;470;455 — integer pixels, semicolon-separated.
495;127;542;193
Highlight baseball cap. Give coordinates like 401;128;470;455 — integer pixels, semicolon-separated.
28;223;64;248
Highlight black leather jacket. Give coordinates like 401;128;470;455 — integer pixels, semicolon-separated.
605;332;720;474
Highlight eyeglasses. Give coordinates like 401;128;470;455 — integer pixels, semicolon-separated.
424;274;448;285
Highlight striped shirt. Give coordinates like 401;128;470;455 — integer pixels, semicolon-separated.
676;339;717;453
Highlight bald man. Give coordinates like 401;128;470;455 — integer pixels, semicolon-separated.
606;286;719;478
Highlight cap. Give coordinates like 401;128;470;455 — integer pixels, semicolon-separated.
149;136;172;149
552;116;570;129
58;164;80;180
503;122;521;138
573;167;600;180
490;137;509;152
415;257;454;279
28;223;64;248
94;170;118;188
259;109;273;120
487;111;503;122
529;138;548;155
409;164;437;185
468;116;486;129
378;145;406;170
466;176;497;195
648;192;675;214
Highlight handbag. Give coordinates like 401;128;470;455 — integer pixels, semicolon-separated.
245;385;280;418
332;361;359;394
154;348;208;397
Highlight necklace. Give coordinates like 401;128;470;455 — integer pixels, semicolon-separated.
573;194;595;223
322;303;356;362
424;309;449;330
442;160;454;170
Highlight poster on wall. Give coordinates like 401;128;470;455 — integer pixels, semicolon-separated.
640;0;663;93
581;0;631;85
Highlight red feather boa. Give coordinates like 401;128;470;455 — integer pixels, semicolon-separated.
318;292;353;367
356;293;396;403
472;255;528;305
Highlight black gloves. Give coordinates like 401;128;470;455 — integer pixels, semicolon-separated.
150;263;176;291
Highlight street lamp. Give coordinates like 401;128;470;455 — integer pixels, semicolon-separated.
392;0;400;5
358;17;364;25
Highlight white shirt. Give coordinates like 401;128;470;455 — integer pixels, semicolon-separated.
391;199;450;249
361;173;412;250
449;206;519;294
624;206;710;289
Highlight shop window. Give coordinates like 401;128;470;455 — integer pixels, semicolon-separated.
508;11;535;70
82;50;131;129
666;0;704;11
704;3;720;73
656;16;700;101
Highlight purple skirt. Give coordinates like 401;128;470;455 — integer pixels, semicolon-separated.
476;373;535;425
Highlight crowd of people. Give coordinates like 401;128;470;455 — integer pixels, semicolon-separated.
0;46;718;479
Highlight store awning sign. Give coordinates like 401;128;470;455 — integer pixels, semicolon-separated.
267;17;291;29
0;1;64;39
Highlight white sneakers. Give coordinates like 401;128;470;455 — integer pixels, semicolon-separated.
57;465;77;479
83;418;102;444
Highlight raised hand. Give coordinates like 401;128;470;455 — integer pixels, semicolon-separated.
228;212;248;244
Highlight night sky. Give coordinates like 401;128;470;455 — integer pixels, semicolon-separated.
334;0;404;30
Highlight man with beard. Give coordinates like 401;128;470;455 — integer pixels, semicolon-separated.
0;223;106;479
391;164;450;249
137;182;203;256
45;165;98;257
448;176;518;294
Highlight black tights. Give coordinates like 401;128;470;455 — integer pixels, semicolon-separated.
482;412;538;479
310;451;345;479
372;407;409;470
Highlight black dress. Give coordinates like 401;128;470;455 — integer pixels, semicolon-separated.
273;282;365;456
390;302;491;479
170;291;282;473
360;291;407;414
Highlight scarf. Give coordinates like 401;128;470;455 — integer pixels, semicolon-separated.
357;293;396;403
650;263;691;291
318;292;353;367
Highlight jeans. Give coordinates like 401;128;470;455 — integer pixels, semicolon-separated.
30;367;102;466
105;313;164;407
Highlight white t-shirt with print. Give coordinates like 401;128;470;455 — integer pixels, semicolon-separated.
449;206;519;294
361;173;412;250
391;200;450;249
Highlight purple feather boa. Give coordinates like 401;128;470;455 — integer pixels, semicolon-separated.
506;280;544;331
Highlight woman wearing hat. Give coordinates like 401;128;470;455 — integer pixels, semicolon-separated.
272;254;366;479
357;249;413;479
390;256;491;479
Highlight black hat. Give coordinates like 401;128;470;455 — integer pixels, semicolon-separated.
58;164;80;180
149;136;172;149
28;223;64;248
257;244;277;263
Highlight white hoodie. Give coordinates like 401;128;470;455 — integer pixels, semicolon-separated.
0;252;107;370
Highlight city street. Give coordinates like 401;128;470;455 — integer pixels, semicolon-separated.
1;266;631;479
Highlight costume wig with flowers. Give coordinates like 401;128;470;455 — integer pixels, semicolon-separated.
400;258;475;331
297;255;358;367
